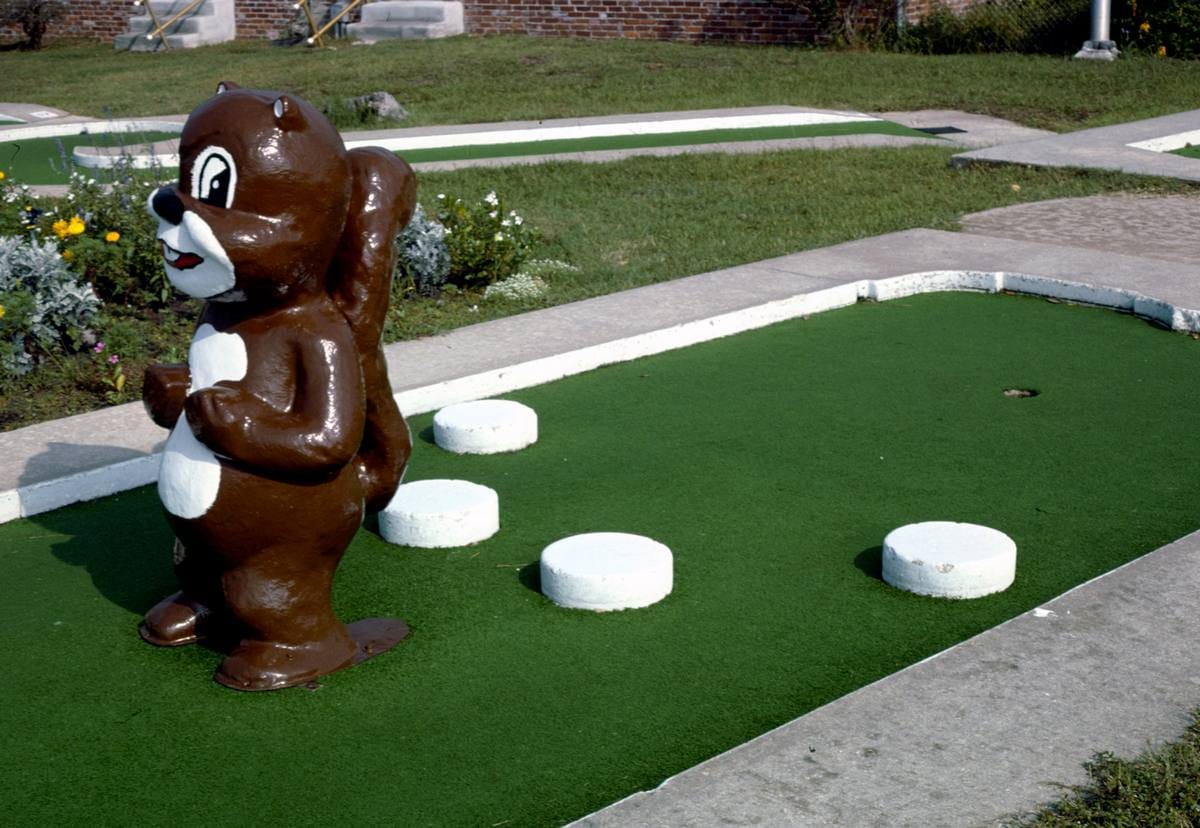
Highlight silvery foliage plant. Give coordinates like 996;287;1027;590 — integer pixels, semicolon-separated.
0;235;99;375
396;204;451;295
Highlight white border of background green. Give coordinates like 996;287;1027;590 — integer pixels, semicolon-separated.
0;106;915;173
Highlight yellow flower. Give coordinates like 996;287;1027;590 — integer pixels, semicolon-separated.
61;249;74;261
0;170;6;181
0;305;5;320
52;219;69;239
105;231;120;243
1140;21;1150;33
67;215;85;236
1157;45;1168;56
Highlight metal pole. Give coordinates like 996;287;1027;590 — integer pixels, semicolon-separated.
1090;0;1110;43
1075;0;1119;60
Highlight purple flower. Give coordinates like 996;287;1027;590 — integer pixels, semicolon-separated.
93;342;105;354
108;354;119;364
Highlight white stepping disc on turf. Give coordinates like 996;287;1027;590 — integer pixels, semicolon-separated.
434;399;538;454
882;521;1016;599
380;479;499;548
540;532;673;611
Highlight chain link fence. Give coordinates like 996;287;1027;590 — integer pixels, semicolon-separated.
895;0;1091;53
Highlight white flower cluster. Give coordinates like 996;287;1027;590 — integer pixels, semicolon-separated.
483;272;549;302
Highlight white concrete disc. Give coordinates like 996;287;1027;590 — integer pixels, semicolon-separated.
380;479;499;548
882;521;1016;599
540;532;673;611
434;399;538;454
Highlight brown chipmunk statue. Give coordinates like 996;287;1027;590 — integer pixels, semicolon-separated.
140;82;416;691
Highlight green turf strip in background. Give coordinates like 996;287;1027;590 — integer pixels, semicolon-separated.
1170;144;1200;160
4;292;1200;825
396;119;935;163
0;131;179;184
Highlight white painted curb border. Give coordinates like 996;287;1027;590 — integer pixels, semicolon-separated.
345;111;881;153
1128;129;1200;153
0;118;184;143
4;268;1197;526
7;110;883;172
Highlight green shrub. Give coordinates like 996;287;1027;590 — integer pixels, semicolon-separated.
53;165;172;307
0;235;99;378
804;0;899;48
1117;0;1200;58
395;203;451;296
898;0;1090;54
431;191;539;290
0;0;66;50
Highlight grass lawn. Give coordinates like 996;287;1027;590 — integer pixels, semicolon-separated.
5;291;1200;825
2;37;1198;132
2;145;1194;431
1020;710;1200;825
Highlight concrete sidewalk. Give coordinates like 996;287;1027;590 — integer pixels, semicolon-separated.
953;108;1200;182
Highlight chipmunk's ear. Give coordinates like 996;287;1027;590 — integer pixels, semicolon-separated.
272;95;304;131
215;80;240;95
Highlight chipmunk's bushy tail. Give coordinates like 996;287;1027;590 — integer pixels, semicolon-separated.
329;147;417;512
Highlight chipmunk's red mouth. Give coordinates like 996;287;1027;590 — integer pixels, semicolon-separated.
161;241;204;271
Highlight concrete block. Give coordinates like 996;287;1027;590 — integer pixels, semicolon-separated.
540;533;673;611
883;521;1016;599
380;479;499;548
434;399;537;455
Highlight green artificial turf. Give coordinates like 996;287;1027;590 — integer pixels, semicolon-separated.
5;292;1200;825
1170;144;1200;160
0;130;178;184
396;120;935;163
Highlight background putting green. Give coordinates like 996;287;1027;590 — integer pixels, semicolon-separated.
396;119;935;163
0;131;179;184
4;292;1200;826
1170;144;1200;160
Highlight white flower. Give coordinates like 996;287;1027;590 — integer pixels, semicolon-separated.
444;228;452;235
501;219;511;227
484;272;548;301
437;193;445;199
488;210;498;219
493;232;504;241
484;191;498;206
514;216;523;225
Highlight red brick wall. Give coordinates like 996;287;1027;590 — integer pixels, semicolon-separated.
237;0;293;38
1;0;298;44
2;0;128;43
7;0;988;46
465;0;821;44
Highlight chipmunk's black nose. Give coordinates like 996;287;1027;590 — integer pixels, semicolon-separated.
149;187;185;225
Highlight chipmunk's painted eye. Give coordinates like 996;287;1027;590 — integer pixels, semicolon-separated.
191;146;237;210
